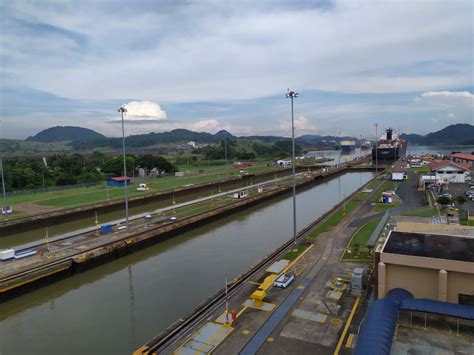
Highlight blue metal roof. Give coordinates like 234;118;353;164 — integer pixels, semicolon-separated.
354;289;412;355
355;288;474;355
401;299;474;320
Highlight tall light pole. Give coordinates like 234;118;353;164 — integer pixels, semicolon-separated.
0;121;8;215
118;106;130;231
286;90;299;246
375;123;378;176
0;157;6;214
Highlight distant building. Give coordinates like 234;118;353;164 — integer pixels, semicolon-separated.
391;162;407;181
376;231;474;304
106;176;131;187
428;160;469;183
450;153;474;168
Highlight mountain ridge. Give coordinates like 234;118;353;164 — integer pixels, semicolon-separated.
27;126;106;143
25;123;474;148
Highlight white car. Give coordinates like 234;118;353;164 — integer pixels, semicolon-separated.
137;183;149;191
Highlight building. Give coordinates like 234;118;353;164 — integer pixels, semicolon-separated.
391;162;407;181
450;153;474;168
106;176;131;187
377;231;474;304
428;160;469;183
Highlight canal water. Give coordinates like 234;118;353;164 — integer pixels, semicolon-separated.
306;148;367;165
406;145;474;156
0;171;373;355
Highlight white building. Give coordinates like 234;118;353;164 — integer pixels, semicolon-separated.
428;161;469;183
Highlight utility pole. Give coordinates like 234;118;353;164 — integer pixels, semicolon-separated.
224;139;228;174
0;121;8;215
375;124;378;176
0;157;7;214
286;89;299;246
118;106;130;231
225;274;229;323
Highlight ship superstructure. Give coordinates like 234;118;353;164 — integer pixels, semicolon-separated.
372;128;407;160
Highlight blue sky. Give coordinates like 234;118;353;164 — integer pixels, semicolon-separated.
1;0;472;139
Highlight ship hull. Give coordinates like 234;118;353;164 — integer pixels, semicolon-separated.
372;145;407;160
341;145;355;153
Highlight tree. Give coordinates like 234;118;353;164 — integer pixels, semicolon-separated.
135;154;177;176
437;196;452;206
455;195;467;208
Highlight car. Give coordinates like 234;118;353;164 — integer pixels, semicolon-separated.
465;191;474;197
440;193;452;199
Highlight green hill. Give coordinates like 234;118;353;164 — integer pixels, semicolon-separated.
27;126;106;143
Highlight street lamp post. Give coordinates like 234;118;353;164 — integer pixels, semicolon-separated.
286;90;299;246
375;124;378;176
118;106;130;231
0;121;8;215
224;139;228;172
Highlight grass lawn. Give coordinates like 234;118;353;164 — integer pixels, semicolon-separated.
401;206;438;217
7;163;276;209
460;218;474;226
366;180;381;190
308;199;360;240
373;203;397;212
371;180;400;211
342;217;381;261
282;245;307;261
407;166;430;173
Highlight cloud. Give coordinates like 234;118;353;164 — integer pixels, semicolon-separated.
279;116;317;134
417;90;474;107
421;91;473;99
447;112;455;119
122;101;167;120
1;1;472;101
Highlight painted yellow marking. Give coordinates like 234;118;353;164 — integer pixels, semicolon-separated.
132;345;149;355
334;297;360;355
196;323;227;354
297;285;305;289
345;333;354;348
267;337;274;342
242;329;250;335
236;306;248;319
331;318;343;325
282;244;314;273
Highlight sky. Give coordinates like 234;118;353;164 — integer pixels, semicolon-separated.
1;0;473;139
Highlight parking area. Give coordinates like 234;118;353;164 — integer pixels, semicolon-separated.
445;181;474;215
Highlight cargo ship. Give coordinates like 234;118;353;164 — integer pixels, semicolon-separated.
340;140;356;153
372;128;407;160
360;140;372;150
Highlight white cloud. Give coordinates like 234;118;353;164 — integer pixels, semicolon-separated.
279;116;317;134
447;112;455;119
122;101;167;120
421;91;473;99
417;91;474;107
